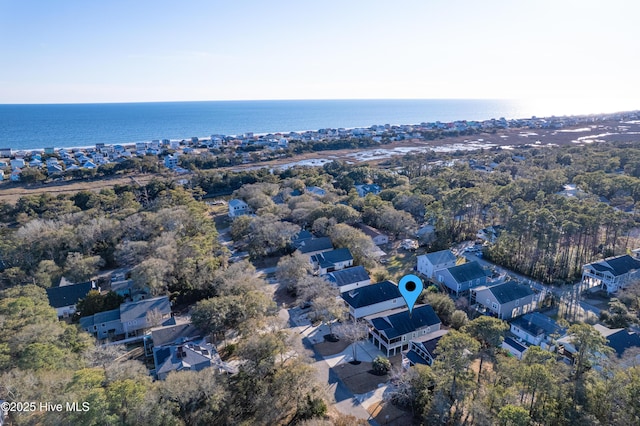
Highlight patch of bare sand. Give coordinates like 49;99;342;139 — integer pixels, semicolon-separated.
368;400;418;426
333;361;389;394
314;339;350;357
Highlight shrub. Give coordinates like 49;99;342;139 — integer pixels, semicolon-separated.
372;355;391;375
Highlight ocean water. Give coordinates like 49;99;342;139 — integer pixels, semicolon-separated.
0;99;636;151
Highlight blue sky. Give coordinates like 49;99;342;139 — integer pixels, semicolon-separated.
1;0;639;105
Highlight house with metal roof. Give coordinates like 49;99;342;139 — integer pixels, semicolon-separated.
402;329;448;368
436;261;487;295
417;249;457;279
367;305;441;356
342;280;405;319
324;265;371;293
310;248;353;274
582;254;640;293
471;281;538;320
46;281;95;319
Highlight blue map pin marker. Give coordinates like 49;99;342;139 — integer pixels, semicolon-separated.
398;274;424;316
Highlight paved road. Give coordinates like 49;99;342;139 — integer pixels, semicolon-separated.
463;250;602;320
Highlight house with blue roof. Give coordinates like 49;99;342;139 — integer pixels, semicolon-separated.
46;280;96;319
310;248;353;274
325;265;371;293
501;337;529;360
510;312;566;350
471;281;538;320
354;184;382;197
342;280;405;319
367;305;441;356
582;254;640;293
402;329;448;368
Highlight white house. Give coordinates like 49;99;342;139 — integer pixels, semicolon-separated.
510;312;566;351
417;249;457;279
402;329;448;368
164;154;179;169
46;281;96;319
311;248;354;274
324;265;371;293
296;237;334;258
228;199;251;218
501;337;529;360
582;254;640;293
367;305;442;356
357;224;389;246
342;280;405;319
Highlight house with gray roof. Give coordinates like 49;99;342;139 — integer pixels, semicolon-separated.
79;308;123;340
582;253;640;293
367;305;441;356
417;249;457;279
593;324;640;358
154;338;222;380
79;296;172;341
510;312;566;350
436;261;487;295
46;281;96;319
342;280;405;319
324;265;371;293
120;296;172;337
472;281;538;320
354;184;381;197
310;248;353;274
296;236;333;257
228;199;251;218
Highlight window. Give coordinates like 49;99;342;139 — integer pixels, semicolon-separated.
392;299;397;303
426;326;431;333
515;299;520;306
492;302;499;310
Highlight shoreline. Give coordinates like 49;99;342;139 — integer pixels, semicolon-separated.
2;108;639;154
